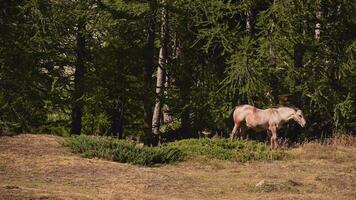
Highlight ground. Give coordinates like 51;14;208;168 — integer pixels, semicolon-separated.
0;134;355;200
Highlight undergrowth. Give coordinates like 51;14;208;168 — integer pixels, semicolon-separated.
64;135;184;166
64;136;288;166
165;138;288;162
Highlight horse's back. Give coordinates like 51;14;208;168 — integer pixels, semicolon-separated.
233;105;255;123
235;104;255;112
245;108;273;128
241;107;279;128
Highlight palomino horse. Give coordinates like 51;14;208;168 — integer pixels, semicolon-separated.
230;105;306;149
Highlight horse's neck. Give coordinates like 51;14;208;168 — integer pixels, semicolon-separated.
277;108;294;122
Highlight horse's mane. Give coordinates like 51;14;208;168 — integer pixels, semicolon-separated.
272;105;299;111
234;104;300;112
289;106;299;111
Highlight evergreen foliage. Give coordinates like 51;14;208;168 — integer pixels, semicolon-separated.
64;135;184;166
0;0;355;141
64;135;286;165
166;138;287;162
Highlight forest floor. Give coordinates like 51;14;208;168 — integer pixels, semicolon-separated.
0;134;355;200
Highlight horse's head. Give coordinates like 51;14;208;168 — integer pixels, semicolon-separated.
292;109;306;127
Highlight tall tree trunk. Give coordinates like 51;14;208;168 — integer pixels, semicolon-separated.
0;0;11;30
0;0;11;49
267;43;278;104
70;20;86;135
315;1;332;79
173;31;192;138
162;75;172;123
181;110;190;135
180;81;192;138
294;43;305;68
143;2;157;145
111;56;125;138
111;97;124;138
315;11;321;42
152;5;169;135
246;6;254;35
162;31;178;124
267;18;278;104
180;53;192;138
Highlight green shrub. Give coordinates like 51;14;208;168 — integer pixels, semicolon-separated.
32;125;70;137
165;138;287;162
64;135;185;166
64;136;287;165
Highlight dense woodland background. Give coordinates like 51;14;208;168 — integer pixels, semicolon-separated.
0;0;355;145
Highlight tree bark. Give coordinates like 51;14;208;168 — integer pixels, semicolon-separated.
180;82;192;138
162;31;178;124
152;66;165;134
181;112;191;136
152;5;169;135
294;43;305;68
246;7;254;35
143;2;157;145
315;11;321;41
0;0;11;30
70;20;86;135
180;64;192;138
162;75;173;123
111;97;124;138
267;42;279;104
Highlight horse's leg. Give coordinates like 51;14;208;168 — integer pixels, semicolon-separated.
269;125;277;149
274;132;278;149
240;125;247;140
269;131;274;149
230;123;238;140
267;130;272;148
245;127;249;140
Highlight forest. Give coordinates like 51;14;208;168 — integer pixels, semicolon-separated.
0;0;355;145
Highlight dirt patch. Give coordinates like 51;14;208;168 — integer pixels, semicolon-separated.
0;134;355;200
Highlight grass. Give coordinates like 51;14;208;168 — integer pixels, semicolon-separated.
319;132;356;147
248;179;302;193
1;134;355;199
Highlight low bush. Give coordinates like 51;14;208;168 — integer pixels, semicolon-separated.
64;135;185;166
64;136;287;166
165;138;287;162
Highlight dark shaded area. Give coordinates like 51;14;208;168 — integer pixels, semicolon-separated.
0;1;354;145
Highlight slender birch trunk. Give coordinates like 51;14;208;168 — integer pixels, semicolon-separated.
162;31;177;124
162;75;172;123
315;11;321;42
246;5;254;35
152;5;169;135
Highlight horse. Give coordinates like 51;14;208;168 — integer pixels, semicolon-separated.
230;105;306;149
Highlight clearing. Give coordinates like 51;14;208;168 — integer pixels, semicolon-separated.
0;134;355;200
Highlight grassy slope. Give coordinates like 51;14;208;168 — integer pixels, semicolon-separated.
0;134;355;200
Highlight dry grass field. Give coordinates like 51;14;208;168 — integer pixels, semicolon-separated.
0;134;355;200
